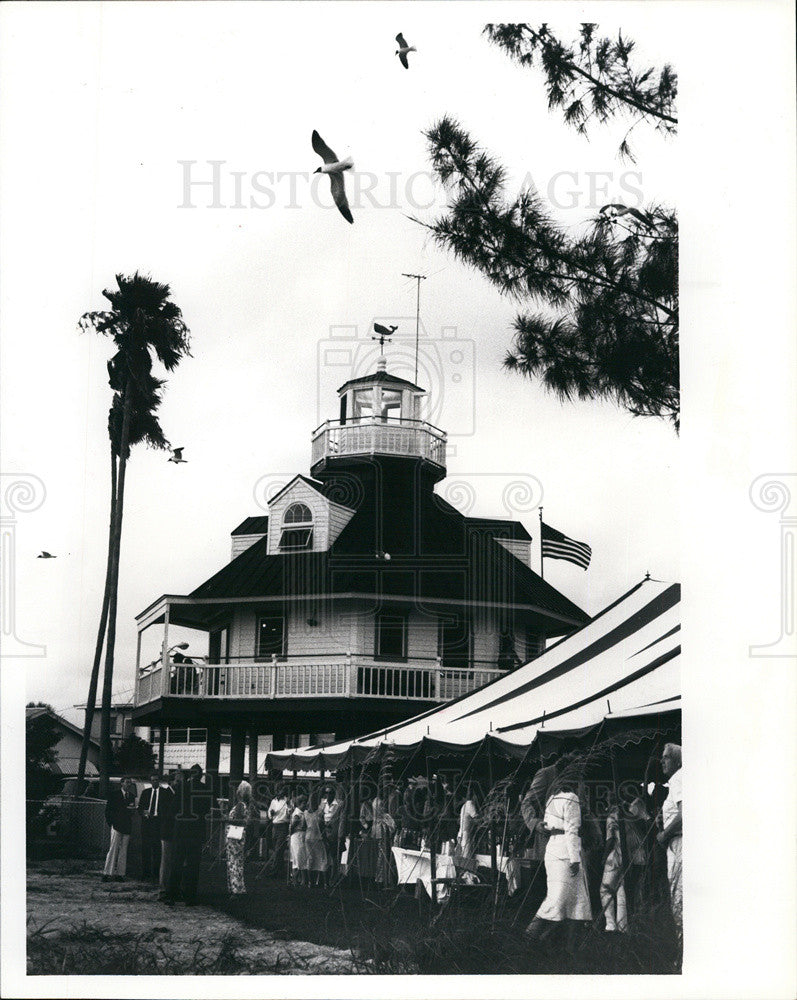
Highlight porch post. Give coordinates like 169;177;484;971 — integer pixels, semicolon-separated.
157;725;166;777
229;727;246;787
248;729;259;782
160;602;170;697
134;629;142;706
206;725;221;775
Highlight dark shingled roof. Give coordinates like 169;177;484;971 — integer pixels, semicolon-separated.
191;480;587;629
231;516;270;536
338;370;425;394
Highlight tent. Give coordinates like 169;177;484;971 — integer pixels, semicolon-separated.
265;577;681;772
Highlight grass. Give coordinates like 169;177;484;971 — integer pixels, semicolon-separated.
26;919;279;976
208;870;681;975
27;855;681;975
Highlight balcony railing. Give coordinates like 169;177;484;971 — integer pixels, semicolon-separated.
135;655;504;708
311;417;447;471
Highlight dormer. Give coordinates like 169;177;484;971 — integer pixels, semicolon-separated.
266;475;355;554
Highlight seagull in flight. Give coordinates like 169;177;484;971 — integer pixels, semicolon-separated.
312;130;354;225
168;447;187;464
374;323;398;337
599;204;655;229
37;551;56;559
395;33;416;69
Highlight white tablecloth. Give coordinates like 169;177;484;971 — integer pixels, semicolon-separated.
392;847;520;900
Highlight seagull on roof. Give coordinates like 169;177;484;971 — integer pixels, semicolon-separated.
168;447;187;464
374;323;398;337
37;551;56;559
395;33;416;69
311;130;354;225
599;204;655;229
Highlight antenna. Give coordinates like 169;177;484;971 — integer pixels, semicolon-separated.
402;272;426;383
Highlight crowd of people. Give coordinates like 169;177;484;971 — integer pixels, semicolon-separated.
102;762;211;905
100;742;683;947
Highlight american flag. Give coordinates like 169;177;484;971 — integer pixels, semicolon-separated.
541;521;592;570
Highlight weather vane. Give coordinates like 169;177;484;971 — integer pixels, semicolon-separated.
372;322;397;352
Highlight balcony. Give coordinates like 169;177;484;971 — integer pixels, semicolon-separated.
311;417;447;472
135;654;504;708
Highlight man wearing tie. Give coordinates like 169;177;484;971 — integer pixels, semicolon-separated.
138;773;164;882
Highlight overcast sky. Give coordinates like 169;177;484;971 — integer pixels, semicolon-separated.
0;3;712;723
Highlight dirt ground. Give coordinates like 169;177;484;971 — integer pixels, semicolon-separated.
26;859;359;975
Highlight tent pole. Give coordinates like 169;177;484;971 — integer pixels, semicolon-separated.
487;739;498;886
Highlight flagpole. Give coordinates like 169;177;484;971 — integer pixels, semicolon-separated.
539;506;544;579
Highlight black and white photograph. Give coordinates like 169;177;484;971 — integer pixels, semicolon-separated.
1;1;795;997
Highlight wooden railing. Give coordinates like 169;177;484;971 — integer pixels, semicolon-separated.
135;655;503;707
311;417;447;470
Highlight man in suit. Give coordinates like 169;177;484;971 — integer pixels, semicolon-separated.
164;763;211;905
103;778;137;882
138;773;165;881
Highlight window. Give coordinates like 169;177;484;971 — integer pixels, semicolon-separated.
284;502;311;524
438;613;471;671
378;389;402;422
279;503;313;550
257;615;285;660
375;612;408;660
352;388;375;421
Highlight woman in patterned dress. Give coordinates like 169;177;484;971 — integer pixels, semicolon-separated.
370;794;396;886
226;780;258;895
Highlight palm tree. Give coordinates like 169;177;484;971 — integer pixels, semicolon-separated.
80;273;190;795
76;375;169;791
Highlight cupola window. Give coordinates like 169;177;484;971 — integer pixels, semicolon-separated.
279;502;313;550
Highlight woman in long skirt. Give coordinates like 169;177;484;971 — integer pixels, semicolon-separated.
370;795;396;886
600;803;628;932
355;797;376;880
303;790;328;887
526;784;592;941
226;780;259;895
289;795;308;885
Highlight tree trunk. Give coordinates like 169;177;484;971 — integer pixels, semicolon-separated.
77;449;117;792
99;387;133;797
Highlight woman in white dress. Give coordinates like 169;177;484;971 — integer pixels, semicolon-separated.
526;778;592;941
289;794;308;885
456;788;479;859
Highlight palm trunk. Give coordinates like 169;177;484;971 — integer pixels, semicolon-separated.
77;449;117;791
99;387;133;797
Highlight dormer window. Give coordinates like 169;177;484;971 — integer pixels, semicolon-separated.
279;503;313;550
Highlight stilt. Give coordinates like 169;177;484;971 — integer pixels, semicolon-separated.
247;729;258;783
229;727;246;788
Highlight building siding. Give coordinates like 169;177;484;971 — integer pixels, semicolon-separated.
231;533;268;560
495;537;533;568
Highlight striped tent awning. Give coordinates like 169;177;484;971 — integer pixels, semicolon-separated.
266;577;680;770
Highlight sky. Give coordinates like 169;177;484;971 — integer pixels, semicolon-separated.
2;4;684;722
0;1;735;724
2;3;796;997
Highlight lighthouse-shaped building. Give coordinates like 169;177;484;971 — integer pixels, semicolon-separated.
132;355;588;780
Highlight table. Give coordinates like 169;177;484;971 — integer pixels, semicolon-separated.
391;847;520;901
